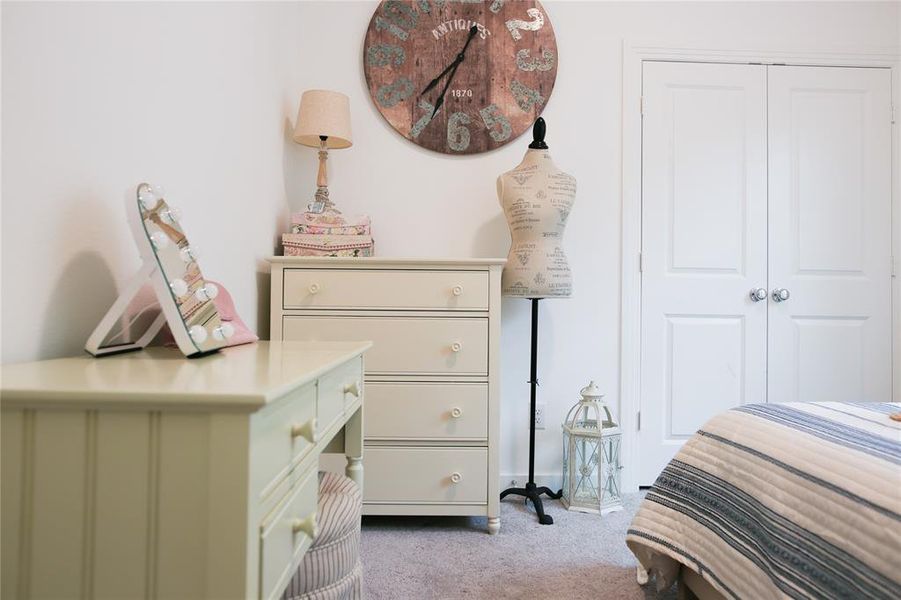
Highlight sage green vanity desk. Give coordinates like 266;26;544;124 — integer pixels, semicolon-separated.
0;340;370;600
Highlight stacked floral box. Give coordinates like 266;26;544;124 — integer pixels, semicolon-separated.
282;211;374;257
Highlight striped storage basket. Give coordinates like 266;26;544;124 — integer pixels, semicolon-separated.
282;472;362;600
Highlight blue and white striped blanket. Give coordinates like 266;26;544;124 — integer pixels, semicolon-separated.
627;402;901;599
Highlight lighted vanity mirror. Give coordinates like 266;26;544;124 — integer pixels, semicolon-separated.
85;183;234;357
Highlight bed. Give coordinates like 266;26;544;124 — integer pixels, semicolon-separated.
627;402;901;599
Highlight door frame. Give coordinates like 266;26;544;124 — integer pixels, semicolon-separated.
619;41;900;492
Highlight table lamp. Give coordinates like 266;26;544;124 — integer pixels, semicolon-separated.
293;89;353;215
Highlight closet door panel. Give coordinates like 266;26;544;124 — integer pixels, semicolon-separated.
767;66;892;403
638;62;768;485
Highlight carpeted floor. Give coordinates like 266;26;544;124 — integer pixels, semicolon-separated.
361;493;675;599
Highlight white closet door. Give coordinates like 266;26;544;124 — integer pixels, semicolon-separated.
638;62;768;484
767;66;892;403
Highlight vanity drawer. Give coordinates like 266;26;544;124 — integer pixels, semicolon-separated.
250;383;317;500
283;269;489;310
364;447;488;504
365;383;488;440
318;357;363;433
283;316;488;376
259;467;319;600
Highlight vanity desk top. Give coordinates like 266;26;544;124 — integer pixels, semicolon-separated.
1;340;371;410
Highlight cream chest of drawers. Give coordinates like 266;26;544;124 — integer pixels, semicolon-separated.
0;341;369;600
269;257;505;534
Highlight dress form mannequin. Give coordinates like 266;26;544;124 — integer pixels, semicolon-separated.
498;120;575;298
499;118;576;525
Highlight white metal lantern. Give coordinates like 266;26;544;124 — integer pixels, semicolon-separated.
561;381;623;515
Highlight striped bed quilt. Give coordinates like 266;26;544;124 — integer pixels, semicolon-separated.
626;402;901;599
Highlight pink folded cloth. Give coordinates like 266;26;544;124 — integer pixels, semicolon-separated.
207;280;258;346
159;279;258;348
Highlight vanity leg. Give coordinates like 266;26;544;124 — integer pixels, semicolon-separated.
487;517;500;535
345;406;363;490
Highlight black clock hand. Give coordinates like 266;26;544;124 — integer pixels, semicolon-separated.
431;60;461;118
421;60;459;96
420;25;479;96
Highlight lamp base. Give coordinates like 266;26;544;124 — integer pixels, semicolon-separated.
308;186;334;214
500;482;562;525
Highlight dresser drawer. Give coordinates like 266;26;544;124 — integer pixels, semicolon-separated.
250;383;317;500
283;269;489;310
365;383;488;440
283;316;488;376
318;357;363;433
259;467;319;600
364;447;488;504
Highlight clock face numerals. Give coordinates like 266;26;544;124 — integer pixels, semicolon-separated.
363;0;558;155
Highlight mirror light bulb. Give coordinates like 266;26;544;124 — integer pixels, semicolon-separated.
195;282;219;302
189;325;208;344
149;231;169;250
212;322;235;341
169;278;188;297
138;184;164;210
179;246;198;263
161;206;181;225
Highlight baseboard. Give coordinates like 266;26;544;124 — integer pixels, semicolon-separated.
499;473;564;493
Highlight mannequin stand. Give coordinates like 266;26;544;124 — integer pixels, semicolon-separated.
500;298;563;525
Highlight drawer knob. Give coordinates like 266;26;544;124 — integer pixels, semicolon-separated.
343;381;360;397
291;418;318;443
292;513;318;540
450;472;463;484
451;342;462;353
452;285;463;296
309;282;321;295
450;407;463;418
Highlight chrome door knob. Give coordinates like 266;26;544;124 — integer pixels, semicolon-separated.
772;288;790;302
749;288;768;302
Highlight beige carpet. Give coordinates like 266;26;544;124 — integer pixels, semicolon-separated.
361;493;675;599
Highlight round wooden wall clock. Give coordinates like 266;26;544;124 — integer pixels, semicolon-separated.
363;0;558;155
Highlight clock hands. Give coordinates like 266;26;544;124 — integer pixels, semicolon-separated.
421;25;479;118
430;62;461;118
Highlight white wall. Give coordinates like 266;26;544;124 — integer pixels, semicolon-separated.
1;1;307;362
3;1;898;486
290;0;899;486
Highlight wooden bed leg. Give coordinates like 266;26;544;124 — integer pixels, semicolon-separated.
636;565;649;585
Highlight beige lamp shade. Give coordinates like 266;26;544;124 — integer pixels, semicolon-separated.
293;90;353;149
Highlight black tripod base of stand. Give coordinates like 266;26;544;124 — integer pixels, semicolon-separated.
500;482;563;525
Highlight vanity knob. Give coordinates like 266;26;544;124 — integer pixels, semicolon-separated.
451;342;463;353
450;472;463;484
452;285;463;296
292;513;318;540
309;283;321;295
451;407;463;418
343;381;360;397
291;418;319;444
